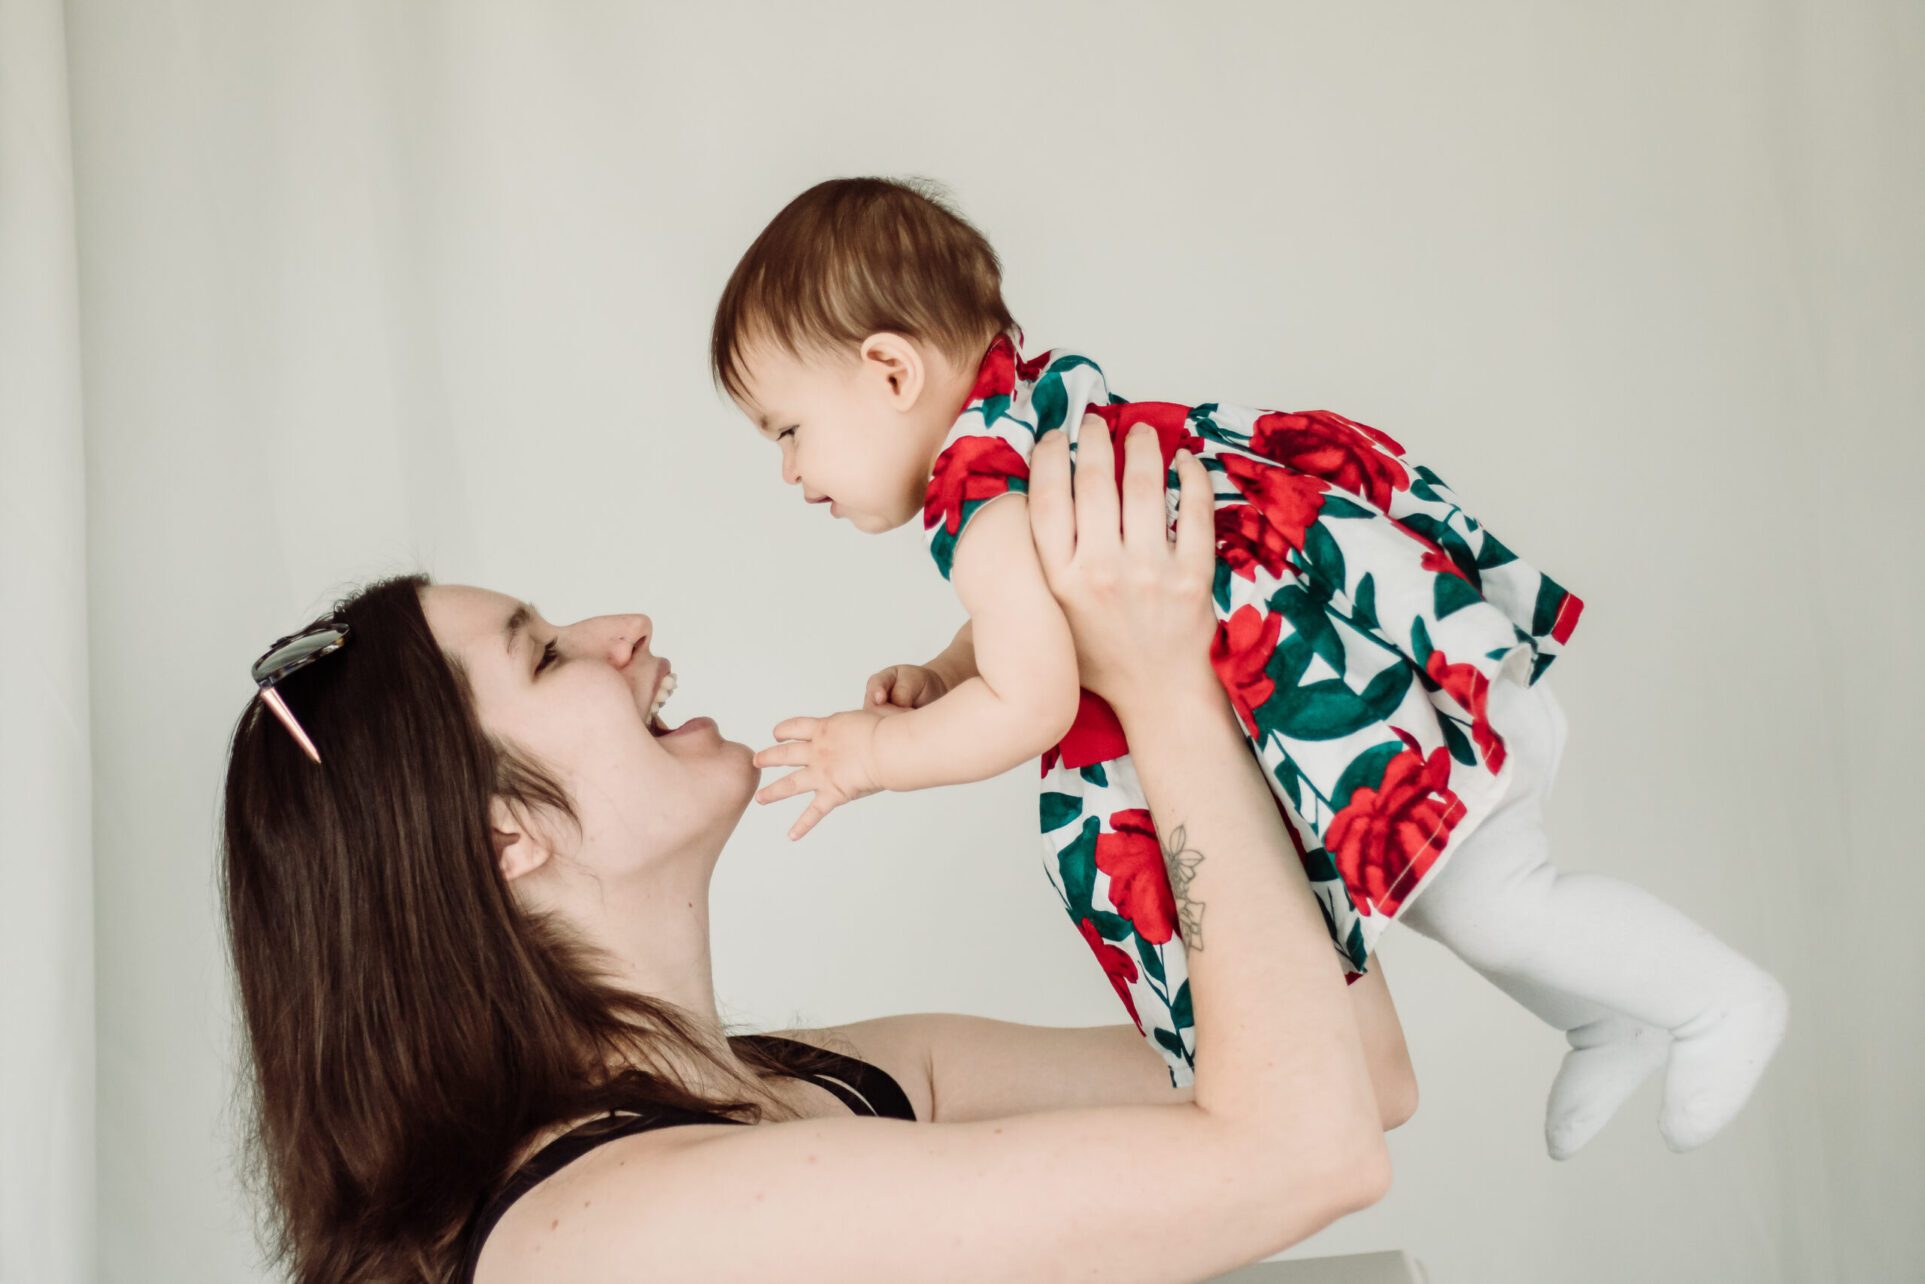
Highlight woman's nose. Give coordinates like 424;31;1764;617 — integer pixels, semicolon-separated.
589;614;651;665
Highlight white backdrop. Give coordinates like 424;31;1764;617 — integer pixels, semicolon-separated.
6;1;1920;1280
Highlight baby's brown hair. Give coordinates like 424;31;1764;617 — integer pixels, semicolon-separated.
710;177;1016;401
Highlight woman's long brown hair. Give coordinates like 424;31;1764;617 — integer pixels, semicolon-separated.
221;574;851;1282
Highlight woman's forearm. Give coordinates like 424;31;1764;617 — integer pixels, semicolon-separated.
1113;673;1388;1159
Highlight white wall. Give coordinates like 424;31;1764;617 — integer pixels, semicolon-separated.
55;2;1921;1280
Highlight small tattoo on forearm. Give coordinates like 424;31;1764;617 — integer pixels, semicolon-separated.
1161;823;1207;951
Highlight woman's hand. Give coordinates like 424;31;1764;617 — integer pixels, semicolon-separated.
1027;415;1219;723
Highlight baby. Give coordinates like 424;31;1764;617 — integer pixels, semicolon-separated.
715;176;1787;1158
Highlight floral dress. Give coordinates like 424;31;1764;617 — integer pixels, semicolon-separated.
922;333;1586;1087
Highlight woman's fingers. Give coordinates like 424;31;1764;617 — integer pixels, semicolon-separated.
1120;422;1168;556
1172;448;1214;577
1028;430;1075;582
1074;412;1120;544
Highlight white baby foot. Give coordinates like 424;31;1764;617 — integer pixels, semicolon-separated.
1656;976;1790;1152
1543;1015;1671;1160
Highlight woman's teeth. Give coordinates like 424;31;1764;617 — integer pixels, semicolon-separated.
647;672;678;730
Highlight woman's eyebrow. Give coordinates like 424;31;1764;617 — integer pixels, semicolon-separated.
502;601;540;657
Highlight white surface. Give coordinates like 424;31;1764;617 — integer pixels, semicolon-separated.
12;1;1921;1280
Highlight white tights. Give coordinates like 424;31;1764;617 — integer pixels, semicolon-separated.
1396;677;1788;1156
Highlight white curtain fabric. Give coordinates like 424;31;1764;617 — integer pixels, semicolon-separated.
1;1;94;1281
4;3;1920;1281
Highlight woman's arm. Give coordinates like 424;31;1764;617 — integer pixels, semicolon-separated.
884;958;1415;1130
488;421;1390;1284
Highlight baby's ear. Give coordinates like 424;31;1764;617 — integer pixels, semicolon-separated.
858;331;924;409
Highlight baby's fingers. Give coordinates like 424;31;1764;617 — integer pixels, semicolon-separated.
755;769;812;806
865;670;896;706
771;715;821;742
787;797;835;842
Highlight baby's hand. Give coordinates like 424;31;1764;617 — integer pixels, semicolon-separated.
752;707;895;841
864;663;950;710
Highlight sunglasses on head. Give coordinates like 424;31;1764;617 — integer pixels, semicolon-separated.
251;617;351;764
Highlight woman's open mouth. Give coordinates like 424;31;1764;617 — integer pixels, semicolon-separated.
644;670;715;738
646;670;677;736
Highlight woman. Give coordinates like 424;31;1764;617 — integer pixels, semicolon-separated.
221;419;1415;1284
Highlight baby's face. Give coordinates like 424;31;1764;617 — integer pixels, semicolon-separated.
732;338;949;535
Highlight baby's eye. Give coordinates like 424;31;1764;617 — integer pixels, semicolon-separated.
778;426;797;442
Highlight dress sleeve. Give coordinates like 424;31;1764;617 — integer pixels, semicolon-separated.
921;342;1115;581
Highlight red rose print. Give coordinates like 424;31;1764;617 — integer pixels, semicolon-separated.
968;333;1018;402
1219;453;1327;560
1424;650;1503;772
1325;745;1467;918
1210;605;1284;739
1087;402;1206;490
1096;809;1180;945
1016;347;1054;382
1215;502;1292;581
1078;917;1144;1032
1250;410;1410;510
923;436;1030;536
1042;689;1131;775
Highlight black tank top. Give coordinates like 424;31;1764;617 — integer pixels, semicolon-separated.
454;1034;915;1283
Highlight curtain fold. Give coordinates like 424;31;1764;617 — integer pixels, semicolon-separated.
0;0;97;1280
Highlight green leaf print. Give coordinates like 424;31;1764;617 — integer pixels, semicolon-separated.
1439;714;1476;766
1212;558;1234;613
1434;572;1483;619
1331;741;1404;813
1136;935;1166;985
1170;980;1193;1029
1345;921;1369;971
1268;584;1346;675
1031;356;1108;436
1274;757;1304;811
1531;577;1570;637
1271;679;1383;741
1040;791;1083;832
1154;1028;1188;1060
1086;910;1135;942
1058;817;1101;918
1474;531;1517;570
979;393;1012;426
1402;513;1480;589
1300;522;1348;596
1409;617;1435;668
1317;495;1371;520
1360;661;1413;719
1301;843;1340;885
1079;762;1108;788
1352;573;1380;631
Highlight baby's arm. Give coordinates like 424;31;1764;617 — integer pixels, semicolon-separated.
872;494;1080;791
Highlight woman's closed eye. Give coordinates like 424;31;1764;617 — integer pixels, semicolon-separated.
535;639;559;675
778;426;796;441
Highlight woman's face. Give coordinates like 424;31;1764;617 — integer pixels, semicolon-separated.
420;584;757;876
